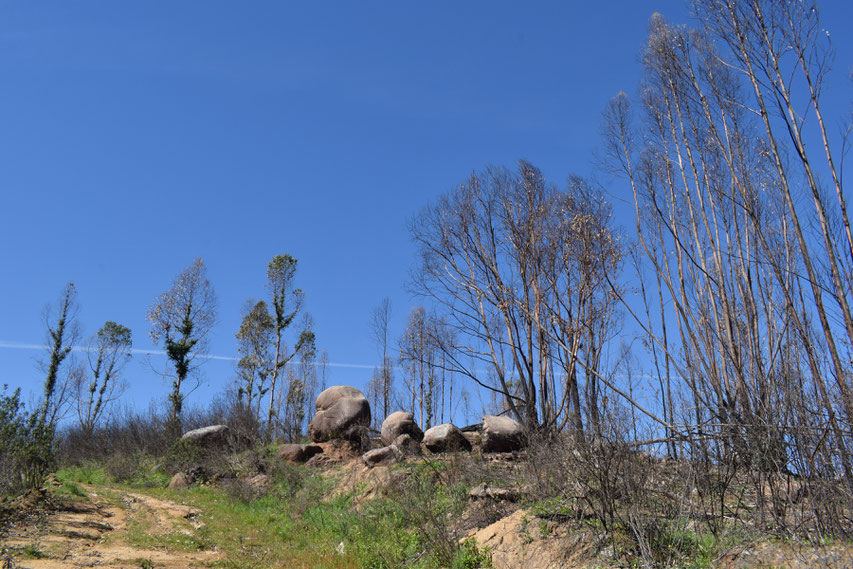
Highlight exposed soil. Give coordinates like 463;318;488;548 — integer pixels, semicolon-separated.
0;486;222;569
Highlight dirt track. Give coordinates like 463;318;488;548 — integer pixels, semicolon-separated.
1;486;222;569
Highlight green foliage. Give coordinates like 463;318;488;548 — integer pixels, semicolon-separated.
645;525;720;569
42;282;78;424
160;461;493;569
164;438;202;475
529;496;575;518
56;464;108;485
0;386;55;495
55;479;88;499
453;539;492;569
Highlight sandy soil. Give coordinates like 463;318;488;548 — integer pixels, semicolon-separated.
1;486;222;569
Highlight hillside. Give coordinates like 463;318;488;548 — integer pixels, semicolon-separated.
3;435;853;569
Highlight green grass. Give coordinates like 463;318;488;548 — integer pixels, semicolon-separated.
56;464;109;485
19;542;45;559
148;462;491;569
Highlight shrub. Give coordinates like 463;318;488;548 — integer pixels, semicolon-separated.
0;386;55;496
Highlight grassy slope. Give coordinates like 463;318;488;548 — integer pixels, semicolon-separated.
54;461;490;569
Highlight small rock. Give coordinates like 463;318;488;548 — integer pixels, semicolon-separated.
246;473;271;491
168;472;191;489
468;482;519;501
394;433;422;456
278;443;324;463
362;445;400;466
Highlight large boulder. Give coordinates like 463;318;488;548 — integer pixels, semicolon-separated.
308;385;371;443
423;423;471;453
481;415;527;452
181;425;229;448
380;411;424;446
278;443;324;463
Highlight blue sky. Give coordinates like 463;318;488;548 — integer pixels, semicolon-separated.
1;1;851;420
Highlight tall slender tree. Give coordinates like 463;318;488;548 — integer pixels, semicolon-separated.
235;300;275;420
148;258;217;438
265;254;313;439
371;298;394;422
76;321;132;435
40;282;80;427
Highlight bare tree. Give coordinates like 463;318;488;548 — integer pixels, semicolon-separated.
282;313;317;441
318;349;330;392
76;321;132;435
235;299;275;421
371;298;394;421
410;161;622;432
601;1;853;533
148;258;217;438
399;306;442;429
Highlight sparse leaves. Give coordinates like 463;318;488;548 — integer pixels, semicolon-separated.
148;258;217;437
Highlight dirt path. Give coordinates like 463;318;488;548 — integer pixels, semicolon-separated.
1;486;222;569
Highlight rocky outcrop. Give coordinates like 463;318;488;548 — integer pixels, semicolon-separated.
308;385;371;443
278;443;324;463
423;423;472;453
481;415;527;453
380;411;424;446
465;509;579;569
245;473;271;491
468;482;520;502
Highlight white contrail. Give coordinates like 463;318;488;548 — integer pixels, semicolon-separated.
0;340;375;370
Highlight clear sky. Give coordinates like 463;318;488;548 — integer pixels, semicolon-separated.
2;1;851;420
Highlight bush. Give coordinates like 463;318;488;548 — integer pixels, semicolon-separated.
0;386;55;496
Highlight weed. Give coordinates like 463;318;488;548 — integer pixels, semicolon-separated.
56;464;108;485
20;542;45;559
452;539;492;569
59;480;88;498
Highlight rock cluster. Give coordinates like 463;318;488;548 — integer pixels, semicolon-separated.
274;386;532;470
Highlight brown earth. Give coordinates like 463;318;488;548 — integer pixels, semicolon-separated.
1;486;222;569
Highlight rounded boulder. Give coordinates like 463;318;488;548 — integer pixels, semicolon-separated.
481;415;527;452
308;385;371;443
380;411;424;446
423;423;471;453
